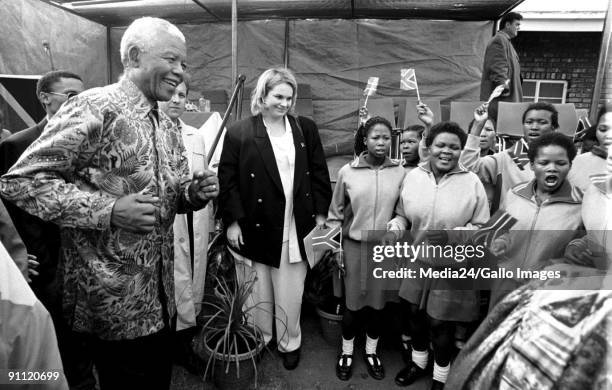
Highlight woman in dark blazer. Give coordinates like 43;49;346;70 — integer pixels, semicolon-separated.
218;67;332;370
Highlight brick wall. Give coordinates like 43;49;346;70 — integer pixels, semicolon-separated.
600;33;612;109
514;31;601;110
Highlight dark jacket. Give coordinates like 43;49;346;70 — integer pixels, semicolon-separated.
0;119;61;305
218;114;332;268
480;31;523;120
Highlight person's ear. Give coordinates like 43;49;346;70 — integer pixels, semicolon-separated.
127;46;142;67
39;92;49;108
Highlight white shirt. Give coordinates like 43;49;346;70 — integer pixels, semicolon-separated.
264;116;302;263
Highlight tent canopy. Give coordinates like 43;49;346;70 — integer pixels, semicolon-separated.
50;0;524;26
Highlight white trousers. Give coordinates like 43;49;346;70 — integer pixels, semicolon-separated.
235;242;307;353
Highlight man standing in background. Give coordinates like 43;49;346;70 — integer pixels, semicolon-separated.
481;11;523;120
0;70;92;389
159;77;210;371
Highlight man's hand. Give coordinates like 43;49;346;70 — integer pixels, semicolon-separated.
111;192;160;233
26;254;39;283
416;103;434;128
226;221;244;249
188;169;219;207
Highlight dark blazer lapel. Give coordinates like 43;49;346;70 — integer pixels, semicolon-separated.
253;115;284;192
290;116;307;195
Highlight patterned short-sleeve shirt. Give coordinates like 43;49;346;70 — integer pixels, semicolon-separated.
0;77;195;340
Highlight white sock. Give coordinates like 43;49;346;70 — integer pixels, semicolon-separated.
412;348;429;370
340;337;354;366
401;334;412;342
365;335;379;355
433;362;450;383
341;337;354;355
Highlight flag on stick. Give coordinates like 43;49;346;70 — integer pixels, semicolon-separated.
400;68;421;102
303;225;342;268
487;80;509;103
363;77;379;107
470;210;517;248
363;77;379;97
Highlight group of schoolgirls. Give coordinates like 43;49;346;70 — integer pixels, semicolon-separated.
324;101;611;389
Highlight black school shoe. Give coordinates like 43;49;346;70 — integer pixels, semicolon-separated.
395;361;428;387
400;338;412;363
335;354;353;381
364;353;385;380
430;379;445;390
281;348;300;370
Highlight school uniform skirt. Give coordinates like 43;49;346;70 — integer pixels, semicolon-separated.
343;238;400;311
398;261;480;323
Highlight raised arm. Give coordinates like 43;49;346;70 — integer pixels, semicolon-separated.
416;102;434;162
459;103;501;184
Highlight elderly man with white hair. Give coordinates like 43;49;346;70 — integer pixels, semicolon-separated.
0;17;218;389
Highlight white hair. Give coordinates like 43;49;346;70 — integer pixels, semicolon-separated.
120;17;185;67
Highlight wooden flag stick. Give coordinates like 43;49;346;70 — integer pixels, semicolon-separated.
364;94;370;108
414;70;422;103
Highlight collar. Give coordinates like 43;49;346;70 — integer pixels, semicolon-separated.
498;30;512;40
513;179;582;204
262;115;292;137
118;77;157;119
418;160;468;176
351;152;400;169
403;159;419;168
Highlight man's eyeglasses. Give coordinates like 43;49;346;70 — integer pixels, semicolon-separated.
46;91;79;99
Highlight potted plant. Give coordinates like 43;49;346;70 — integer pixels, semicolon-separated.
304;250;345;345
195;272;265;390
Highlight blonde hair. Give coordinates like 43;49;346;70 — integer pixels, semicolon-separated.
250;67;298;116
120;17;185;68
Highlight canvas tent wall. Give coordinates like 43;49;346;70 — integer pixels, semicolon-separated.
109;19;492;146
0;0;107;130
0;0;502;148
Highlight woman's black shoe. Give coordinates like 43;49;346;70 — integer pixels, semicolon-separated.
430;379;445;390
395;361;428;387
335;354;353;381
281;348;300;370
364;353;385;380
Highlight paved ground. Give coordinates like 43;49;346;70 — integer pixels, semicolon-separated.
171;304;432;390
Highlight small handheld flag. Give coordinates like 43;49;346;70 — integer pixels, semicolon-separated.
303;225;342;268
400;68;421;102
487;80;509;103
471;210;518;248
363;77;379;97
363;77;379;107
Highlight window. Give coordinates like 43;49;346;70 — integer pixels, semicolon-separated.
522;80;567;104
